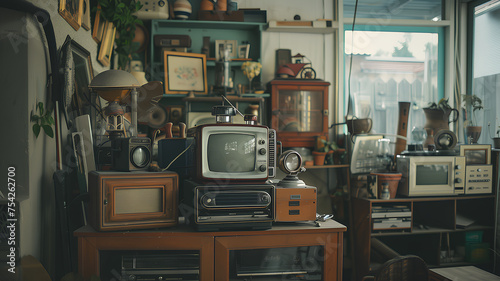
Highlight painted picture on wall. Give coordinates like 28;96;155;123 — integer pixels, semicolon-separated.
98;21;116;67
81;0;91;30
164;51;207;95
59;0;83;31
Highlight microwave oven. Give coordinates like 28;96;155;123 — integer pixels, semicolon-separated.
397;155;466;196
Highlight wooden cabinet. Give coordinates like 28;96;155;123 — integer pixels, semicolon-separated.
75;220;346;281
351;195;496;281
270;80;330;148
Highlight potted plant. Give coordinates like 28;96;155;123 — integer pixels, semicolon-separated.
462;94;483;144
312;137;338;165
489;123;500;149
96;0;143;70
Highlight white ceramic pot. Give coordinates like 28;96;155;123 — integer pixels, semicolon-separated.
173;0;192;20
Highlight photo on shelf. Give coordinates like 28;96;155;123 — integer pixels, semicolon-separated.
215;39;238;60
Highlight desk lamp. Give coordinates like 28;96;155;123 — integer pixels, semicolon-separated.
89;70;141;139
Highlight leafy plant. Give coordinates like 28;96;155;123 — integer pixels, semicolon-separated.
96;0;143;70
462;94;483;126
31;102;55;138
425;98;453;112
315;138;338;153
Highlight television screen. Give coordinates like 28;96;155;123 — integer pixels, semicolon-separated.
207;134;256;172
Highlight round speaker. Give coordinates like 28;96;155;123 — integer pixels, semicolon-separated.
130;145;151;168
434;129;457;150
147;105;168;128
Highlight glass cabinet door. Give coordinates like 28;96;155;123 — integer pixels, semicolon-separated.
270;80;330;148
277;90;325;133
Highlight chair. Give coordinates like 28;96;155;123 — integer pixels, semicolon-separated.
362;255;429;281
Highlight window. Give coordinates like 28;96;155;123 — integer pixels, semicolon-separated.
345;26;444;140
468;0;500;145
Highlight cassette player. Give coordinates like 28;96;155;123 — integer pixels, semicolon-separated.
184;180;274;231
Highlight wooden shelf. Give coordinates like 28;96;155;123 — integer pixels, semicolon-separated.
305;164;349;169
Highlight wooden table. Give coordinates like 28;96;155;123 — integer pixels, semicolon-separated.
430;266;500;281
75;220;346;281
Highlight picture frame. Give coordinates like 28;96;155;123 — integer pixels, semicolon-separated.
92;5;105;43
70;39;96;117
163;51;208;95
59;0;83;31
238;44;250;59
98;21;116;67
81;0;91;30
215;39;238;60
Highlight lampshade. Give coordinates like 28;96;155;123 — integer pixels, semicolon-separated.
89;69;141;103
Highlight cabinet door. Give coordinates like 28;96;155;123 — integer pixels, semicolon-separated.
271;81;329;148
78;235;214;281
214;233;342;281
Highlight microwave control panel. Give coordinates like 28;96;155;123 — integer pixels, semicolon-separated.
465;164;493;194
454;156;466;194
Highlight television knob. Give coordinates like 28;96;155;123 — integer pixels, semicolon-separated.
455;178;462;184
259;148;266;155
455;165;461;170
259;165;266;172
477;168;482;172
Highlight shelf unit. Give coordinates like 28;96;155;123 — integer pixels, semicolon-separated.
351;195;496;281
149;20;265;92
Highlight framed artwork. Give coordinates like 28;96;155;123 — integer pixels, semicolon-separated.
98;21;116;67
92;5;105;43
238;44;250;59
215;39;238;60
81;0;91;30
71;39;96;117
163;51;207;95
59;0;83;31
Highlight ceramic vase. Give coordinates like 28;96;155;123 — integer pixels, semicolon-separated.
173;0;192;20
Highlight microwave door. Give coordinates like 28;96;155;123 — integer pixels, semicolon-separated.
410;159;454;196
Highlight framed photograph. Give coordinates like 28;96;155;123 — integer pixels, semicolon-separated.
98;21;116;67
163;51;208;95
59;0;83;31
81;0;91;30
215;39;238;60
92;5;105;43
238;44;250;59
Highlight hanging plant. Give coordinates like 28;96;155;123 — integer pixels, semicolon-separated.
31;102;55;138
96;0;143;70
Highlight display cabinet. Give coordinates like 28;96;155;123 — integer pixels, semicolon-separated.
75;220;346;281
270;79;330;148
351;195;496;281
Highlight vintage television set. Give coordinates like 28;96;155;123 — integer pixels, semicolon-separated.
187;123;276;183
88;171;179;231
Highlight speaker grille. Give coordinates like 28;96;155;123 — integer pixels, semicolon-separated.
201;191;271;208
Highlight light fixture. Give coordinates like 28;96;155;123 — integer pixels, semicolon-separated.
89;69;141;138
277;150;307;188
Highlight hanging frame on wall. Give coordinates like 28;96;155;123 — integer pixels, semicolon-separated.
59;0;83;31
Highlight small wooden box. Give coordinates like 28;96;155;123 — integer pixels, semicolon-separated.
275;187;317;222
88;171;178;231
